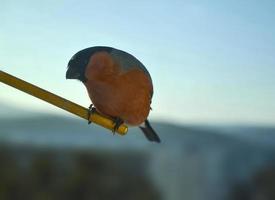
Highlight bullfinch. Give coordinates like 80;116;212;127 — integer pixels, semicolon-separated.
66;46;160;143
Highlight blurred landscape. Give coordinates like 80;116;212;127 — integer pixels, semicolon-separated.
1;102;275;200
1;0;275;199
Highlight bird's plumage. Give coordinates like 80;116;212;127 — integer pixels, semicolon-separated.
140;120;161;142
66;46;160;142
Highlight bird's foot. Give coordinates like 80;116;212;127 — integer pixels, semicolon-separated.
112;117;124;134
87;104;96;124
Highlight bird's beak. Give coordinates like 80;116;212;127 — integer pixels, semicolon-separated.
66;67;80;79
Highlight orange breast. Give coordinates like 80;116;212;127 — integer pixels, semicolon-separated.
116;69;153;125
84;51;153;126
85;68;153;126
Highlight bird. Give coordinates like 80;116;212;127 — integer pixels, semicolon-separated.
66;46;160;143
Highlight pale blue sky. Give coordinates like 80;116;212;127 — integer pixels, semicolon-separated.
1;0;275;125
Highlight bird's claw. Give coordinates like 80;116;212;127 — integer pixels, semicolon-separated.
87;104;96;124
112;117;124;134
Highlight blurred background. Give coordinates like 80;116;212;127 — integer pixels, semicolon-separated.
1;0;275;199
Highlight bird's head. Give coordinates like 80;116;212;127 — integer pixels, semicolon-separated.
66;48;92;82
66;46;113;83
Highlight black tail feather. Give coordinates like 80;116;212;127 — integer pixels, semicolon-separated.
139;120;161;143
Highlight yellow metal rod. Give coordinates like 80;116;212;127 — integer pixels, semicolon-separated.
0;70;128;135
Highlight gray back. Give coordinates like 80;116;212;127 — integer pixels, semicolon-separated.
110;48;152;83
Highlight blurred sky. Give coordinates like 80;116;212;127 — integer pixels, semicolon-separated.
1;0;275;125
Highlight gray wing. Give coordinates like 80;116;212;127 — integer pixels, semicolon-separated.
110;48;152;83
110;48;154;98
